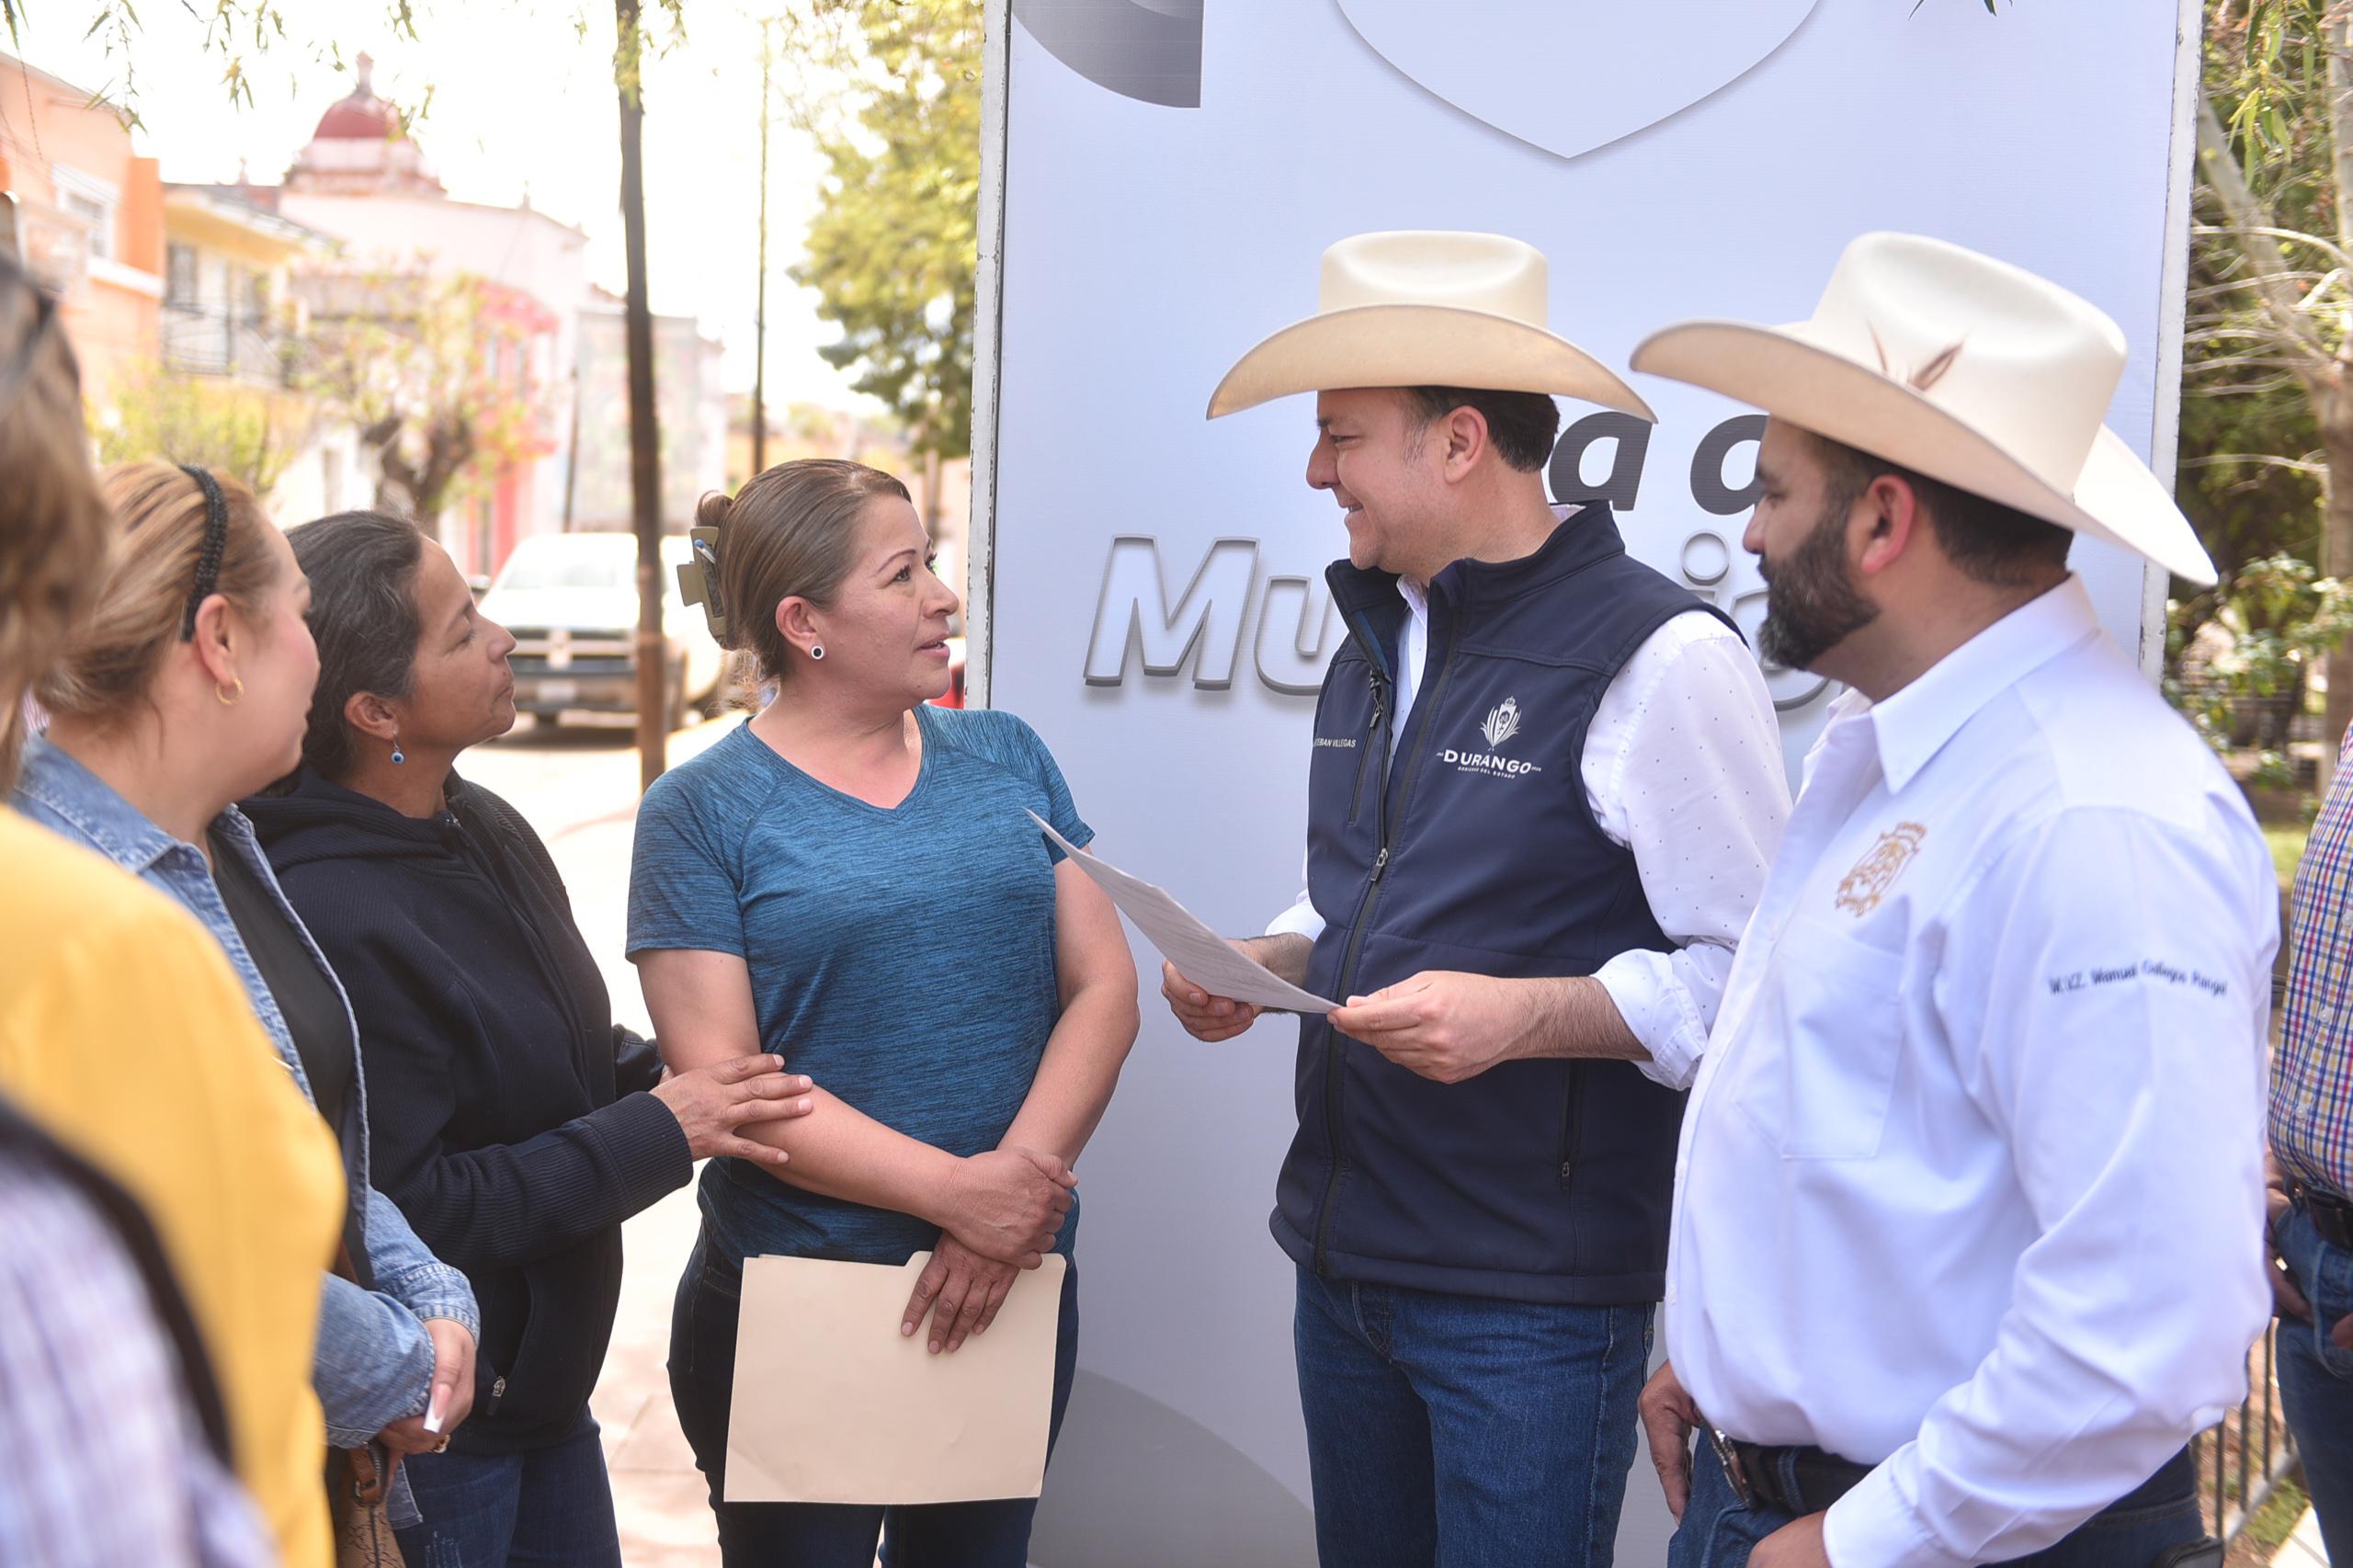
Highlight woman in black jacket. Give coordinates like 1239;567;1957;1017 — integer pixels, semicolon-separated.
245;512;815;1568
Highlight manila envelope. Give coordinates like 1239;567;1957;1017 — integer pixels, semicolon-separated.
722;1251;1067;1506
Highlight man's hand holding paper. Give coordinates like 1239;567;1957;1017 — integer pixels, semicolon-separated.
1029;812;1339;1016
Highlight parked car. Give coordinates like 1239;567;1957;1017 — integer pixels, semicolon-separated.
480;532;726;729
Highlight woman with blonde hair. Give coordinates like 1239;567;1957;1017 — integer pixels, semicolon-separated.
14;460;483;1542
0;263;343;1562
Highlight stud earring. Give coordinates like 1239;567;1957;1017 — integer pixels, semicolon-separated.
810;643;825;661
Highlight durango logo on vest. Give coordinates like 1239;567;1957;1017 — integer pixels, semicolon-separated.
1442;698;1544;778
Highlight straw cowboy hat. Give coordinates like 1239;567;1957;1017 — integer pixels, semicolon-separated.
1629;231;2216;585
1207;231;1656;423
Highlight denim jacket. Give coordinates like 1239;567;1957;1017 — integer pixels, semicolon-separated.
14;736;480;1527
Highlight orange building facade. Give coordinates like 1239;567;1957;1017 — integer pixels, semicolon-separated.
0;54;163;399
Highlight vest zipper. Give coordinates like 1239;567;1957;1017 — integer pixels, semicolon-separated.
1313;612;1461;1275
1347;670;1386;826
1558;1062;1586;1190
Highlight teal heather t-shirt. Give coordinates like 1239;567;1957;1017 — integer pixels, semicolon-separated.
626;705;1090;1268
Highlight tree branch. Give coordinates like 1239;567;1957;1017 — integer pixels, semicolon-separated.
2182;452;2331;475
2200;94;2338;363
2196;222;2353;279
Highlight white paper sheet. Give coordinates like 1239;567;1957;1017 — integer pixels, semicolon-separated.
722;1253;1066;1506
1029;811;1339;1014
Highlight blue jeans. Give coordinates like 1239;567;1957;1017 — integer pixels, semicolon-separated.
2277;1199;2353;1565
391;1408;620;1568
1292;1266;1651;1568
668;1233;1080;1568
1665;1434;2203;1567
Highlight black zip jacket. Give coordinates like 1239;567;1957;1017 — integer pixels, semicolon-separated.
245;768;686;1455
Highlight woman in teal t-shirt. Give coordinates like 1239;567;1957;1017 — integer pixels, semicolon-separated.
628;458;1139;1568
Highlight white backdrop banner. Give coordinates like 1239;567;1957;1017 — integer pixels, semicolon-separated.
979;4;2195;1562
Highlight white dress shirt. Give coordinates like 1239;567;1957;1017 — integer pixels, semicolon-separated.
1268;567;1790;1088
1665;577;2276;1568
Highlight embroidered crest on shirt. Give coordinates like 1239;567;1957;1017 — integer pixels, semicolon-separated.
1481;697;1522;749
1836;823;1927;916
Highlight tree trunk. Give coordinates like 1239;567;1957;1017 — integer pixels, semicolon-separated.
752;20;771;483
2323;381;2353;780
618;0;667;790
2333;9;2353;267
2325;11;2353;782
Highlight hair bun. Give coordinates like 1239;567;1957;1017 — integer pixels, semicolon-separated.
695;490;733;530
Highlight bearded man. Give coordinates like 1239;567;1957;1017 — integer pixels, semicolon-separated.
1630;233;2271;1568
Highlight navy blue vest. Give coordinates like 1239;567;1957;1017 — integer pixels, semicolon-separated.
1273;503;1735;1304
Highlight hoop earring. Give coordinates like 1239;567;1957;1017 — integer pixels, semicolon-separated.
391;735;405;767
214;677;244;707
809;644;825;661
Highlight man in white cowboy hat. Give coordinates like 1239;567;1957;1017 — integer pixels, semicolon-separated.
1628;232;2276;1568
1160;230;1790;1566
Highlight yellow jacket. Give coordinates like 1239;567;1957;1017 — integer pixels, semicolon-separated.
0;812;344;1568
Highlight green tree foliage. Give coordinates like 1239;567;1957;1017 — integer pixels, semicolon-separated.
92;364;315;499
2183;0;2353;752
788;0;982;460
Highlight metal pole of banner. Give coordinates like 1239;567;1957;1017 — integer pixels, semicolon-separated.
2262;1330;2275;1482
2211;1423;2224;1540
2230;1365;2249;1535
617;0;667;790
751;18;772;481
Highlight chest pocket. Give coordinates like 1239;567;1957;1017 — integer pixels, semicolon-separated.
1729;918;1906;1161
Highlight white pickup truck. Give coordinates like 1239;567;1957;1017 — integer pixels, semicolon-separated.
479;532;731;729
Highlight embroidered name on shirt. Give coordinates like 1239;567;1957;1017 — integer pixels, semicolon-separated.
1835;823;1927;916
2046;961;2230;999
1441;748;1544;778
1314;736;1358;750
1444;698;1543;778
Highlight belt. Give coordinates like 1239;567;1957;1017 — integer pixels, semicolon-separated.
1709;1430;2195;1522
1707;1429;1868;1517
2294;1180;2353;1251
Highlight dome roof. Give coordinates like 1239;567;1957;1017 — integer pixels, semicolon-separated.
310;53;403;142
313;99;397;140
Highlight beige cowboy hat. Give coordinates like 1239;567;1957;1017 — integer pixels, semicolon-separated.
1629;231;2216;585
1207;230;1656;422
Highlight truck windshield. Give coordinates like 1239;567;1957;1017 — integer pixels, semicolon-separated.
494;540;636;593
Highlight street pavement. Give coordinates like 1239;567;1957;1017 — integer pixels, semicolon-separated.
468;713;736;1567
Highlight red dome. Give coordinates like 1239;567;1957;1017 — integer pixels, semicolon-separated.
313;97;398;140
309;55;402;142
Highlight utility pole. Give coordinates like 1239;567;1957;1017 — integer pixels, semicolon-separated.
752;17;772;479
618;0;666;790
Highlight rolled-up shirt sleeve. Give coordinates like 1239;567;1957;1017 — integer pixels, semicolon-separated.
1823;802;2275;1568
1586;619;1789;1089
1266;858;1324;943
